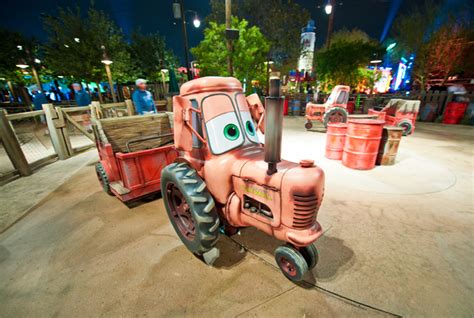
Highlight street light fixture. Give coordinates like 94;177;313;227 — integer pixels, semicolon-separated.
16;59;29;69
325;3;333;14
173;0;201;81
193;13;201;28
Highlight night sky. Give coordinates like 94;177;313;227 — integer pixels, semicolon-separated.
0;0;467;64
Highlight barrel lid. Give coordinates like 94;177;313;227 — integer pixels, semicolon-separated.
327;122;348;128
348;119;385;125
383;125;404;131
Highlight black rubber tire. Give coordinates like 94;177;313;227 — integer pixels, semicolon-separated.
299;244;319;269
304;121;313;130
397;120;413;136
274;245;309;282
323;107;348;128
161;162;220;255
95;163;112;195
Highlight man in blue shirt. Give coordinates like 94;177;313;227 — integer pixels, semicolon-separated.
72;83;91;106
31;88;48;110
132;79;157;115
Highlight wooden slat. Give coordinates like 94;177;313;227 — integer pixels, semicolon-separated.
101;102;127;109
62;111;95;141
100;113;172;153
6;110;45;120
0;110;32;176
62;106;91;113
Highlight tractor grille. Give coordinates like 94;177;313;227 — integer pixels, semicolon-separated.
292;193;318;229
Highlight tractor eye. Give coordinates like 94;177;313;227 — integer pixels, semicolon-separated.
223;123;240;141
246;120;255;136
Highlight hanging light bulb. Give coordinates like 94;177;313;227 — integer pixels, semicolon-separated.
193;14;201;28
325;3;333;14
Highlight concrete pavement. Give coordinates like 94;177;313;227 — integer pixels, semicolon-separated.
0;119;472;317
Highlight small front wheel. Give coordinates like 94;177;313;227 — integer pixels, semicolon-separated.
304;120;313;130
274;245;308;282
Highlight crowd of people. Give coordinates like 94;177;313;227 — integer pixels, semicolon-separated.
1;79;158;116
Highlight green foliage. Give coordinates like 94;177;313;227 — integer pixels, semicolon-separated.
43;6;137;83
191;17;270;91
315;29;384;91
0;29;39;84
391;1;472;89
206;0;309;64
130;31;178;82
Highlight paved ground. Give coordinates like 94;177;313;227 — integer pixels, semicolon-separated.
0;118;473;317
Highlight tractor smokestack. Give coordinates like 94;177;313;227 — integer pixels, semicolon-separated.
264;77;283;175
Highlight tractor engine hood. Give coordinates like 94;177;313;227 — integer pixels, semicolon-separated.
231;147;325;229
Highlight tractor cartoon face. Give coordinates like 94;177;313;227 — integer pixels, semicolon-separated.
201;93;259;155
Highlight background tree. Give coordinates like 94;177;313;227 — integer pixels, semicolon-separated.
43;6;137;86
391;1;472;90
191;18;270;92
315;29;384;91
206;0;309;69
0;28;43;102
390;1;439;90
130;31;178;82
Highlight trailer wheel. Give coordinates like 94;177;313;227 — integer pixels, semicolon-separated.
397;120;413;136
161;162;220;255
275;245;308;282
299;244;319;269
323;107;348;128
304;120;313;130
95;163;112;195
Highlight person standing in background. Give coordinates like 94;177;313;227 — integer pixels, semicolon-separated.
31;88;48;110
132;79;156;115
72;83;91;106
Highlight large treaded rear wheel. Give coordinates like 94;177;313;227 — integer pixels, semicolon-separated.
397;119;413;136
323;107;348;128
161;162;220;255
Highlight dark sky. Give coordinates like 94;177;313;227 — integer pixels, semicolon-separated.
0;0;468;64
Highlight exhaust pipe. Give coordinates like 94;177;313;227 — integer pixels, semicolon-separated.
264;77;283;175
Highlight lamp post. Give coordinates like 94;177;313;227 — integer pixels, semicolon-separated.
265;59;274;95
101;46;117;103
325;0;335;49
16;46;43;92
173;0;201;81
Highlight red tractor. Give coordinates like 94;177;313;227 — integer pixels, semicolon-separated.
368;99;420;136
161;77;325;281
304;85;350;129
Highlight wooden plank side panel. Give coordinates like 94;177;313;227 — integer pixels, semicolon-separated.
99;114;173;153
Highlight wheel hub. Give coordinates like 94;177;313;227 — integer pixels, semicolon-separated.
278;256;297;277
167;184;196;240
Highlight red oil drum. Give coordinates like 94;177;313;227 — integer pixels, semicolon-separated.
443;102;467;124
325;123;347;160
283;97;289;116
346;101;355;114
342;119;385;170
